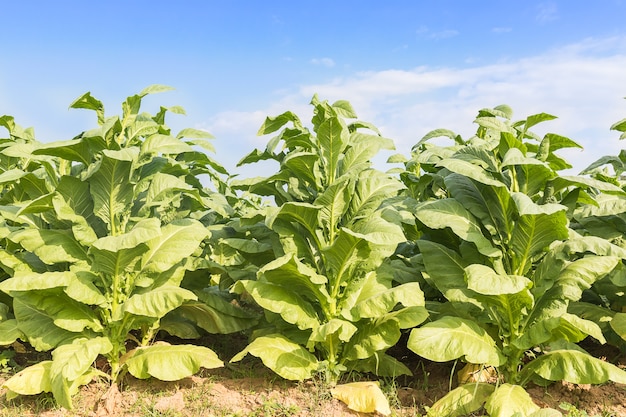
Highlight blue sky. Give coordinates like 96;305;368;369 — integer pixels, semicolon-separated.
2;1;626;177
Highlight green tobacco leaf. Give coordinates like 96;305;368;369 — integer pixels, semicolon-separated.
415;199;500;258
9;229;88;265
520;349;626;385
257;111;302;135
231;280;320;330
258;253;331;305
49;337;113;409
344;317;401;361
444;173;515;243
141;219;209;273
408;316;504;366
124;286;197;318
268;202;320;242
349;352;412;377
13;298;81;351
89;154;134;227
0;270;74;294
90;219;160;276
125;344;222;381
2;361;53;399
485;383;540;417
427;383;495;417
348;170;403;221
350;282;425;320
24;292;103;333
416;241;472;300
436;158;506;187
231;334;318;381
465;264;531;295
141;134;194;156
173;292;259;334
318;116;349;182
509;193;568;275
610;312;626;341
0;319;23;345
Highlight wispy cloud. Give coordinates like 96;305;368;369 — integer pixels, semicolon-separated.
492;27;512;33
416;26;459;40
536;2;558;23
311;57;336;67
206;36;626;175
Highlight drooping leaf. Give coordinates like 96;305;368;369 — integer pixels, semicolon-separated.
231;280;320;330
231;334;318;380
415;198;500;258
125;344;222;381
520;349;626;385
485;383;540;417
2;361;53;399
331;381;391;416
427;383;495;417
123;286;197;318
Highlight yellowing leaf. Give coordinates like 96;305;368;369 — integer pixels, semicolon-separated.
330;381;391;416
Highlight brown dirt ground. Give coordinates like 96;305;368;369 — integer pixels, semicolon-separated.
1;336;625;417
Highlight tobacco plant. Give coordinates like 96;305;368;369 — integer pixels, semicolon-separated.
398;106;626;416
0;86;238;408
230;96;427;384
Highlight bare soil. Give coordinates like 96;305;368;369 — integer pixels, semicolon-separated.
1;336;625;416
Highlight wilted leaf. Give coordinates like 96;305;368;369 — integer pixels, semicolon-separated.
331;381;391;416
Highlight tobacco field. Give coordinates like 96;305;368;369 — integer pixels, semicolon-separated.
1;86;626;416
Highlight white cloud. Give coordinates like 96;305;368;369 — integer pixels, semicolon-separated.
416;26;459;40
311;57;336;67
536;2;558;23
206;36;626;176
492;27;512;33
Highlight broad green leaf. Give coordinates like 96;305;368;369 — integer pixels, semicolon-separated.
0;319;23;345
70;92;104;124
141;134;194;156
465;264;531;295
350;282;425;320
509;193;568;274
125;344;222;381
141;219;209;273
13;298;81;351
258;253;331;305
231;334;318;381
9;229;88;264
232;280;320;330
23;292;103;333
416;240;472;300
427;383;495;417
610;312;626;341
283;151;322;187
436;158;506;187
485;383;540;417
331;381;391;416
521;349;626;385
415;199;500;258
2;361;52;398
0;271;74;293
444;173;515;243
268;201;320;242
124;286;196;318
408;316;504;366
308;318;358;346
344;317;401;361
88;154;134;228
173;294;258;334
342;133;394;173
515;313;605;351
348;352;412;377
315;178;351;234
348;170;403;221
257;111;302;135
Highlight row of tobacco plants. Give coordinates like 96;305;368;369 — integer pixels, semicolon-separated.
1;85;626;416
